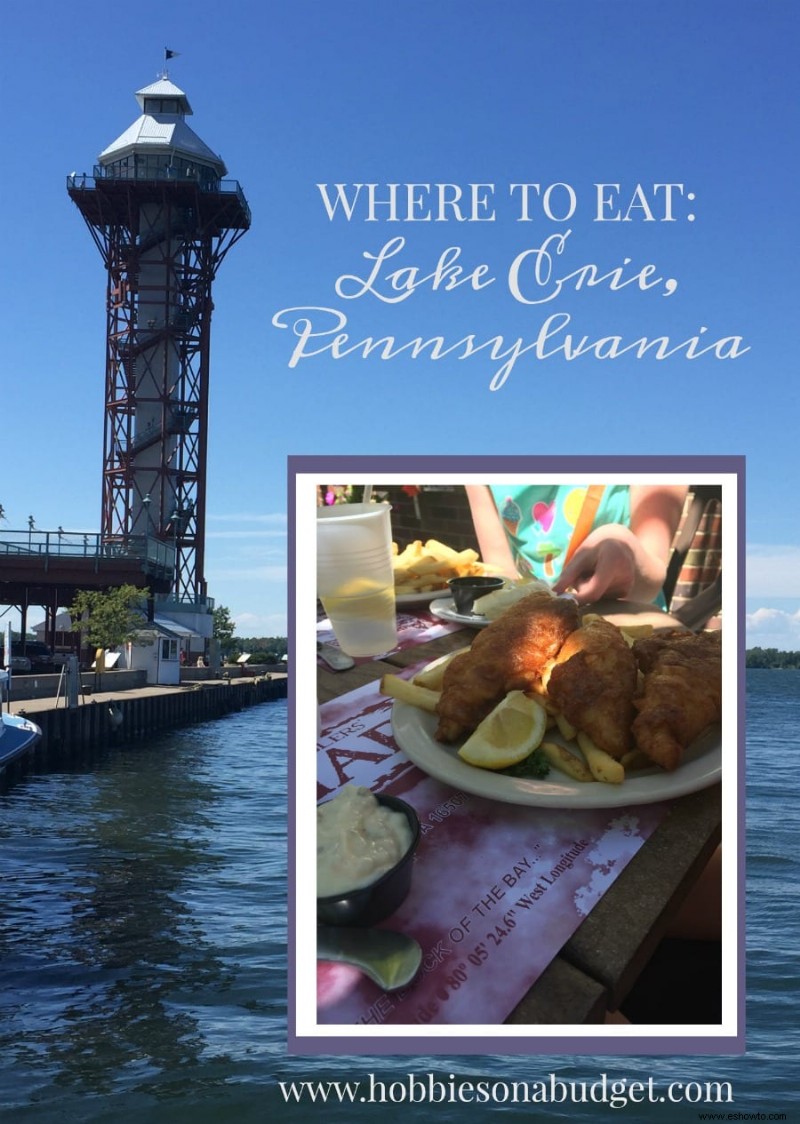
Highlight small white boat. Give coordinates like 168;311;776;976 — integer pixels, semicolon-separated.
1;668;42;768
0;712;42;768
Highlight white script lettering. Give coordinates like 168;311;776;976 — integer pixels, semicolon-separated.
335;237;495;304
271;306;750;390
508;231;677;305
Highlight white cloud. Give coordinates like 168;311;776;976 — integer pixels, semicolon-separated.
233;611;288;636
744;544;800;647
208;512;287;526
746;606;800;650
211;564;287;583
206;530;287;539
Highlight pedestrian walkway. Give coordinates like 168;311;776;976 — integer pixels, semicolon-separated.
7;673;288;717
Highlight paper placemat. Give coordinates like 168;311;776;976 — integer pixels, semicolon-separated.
317;675;670;1026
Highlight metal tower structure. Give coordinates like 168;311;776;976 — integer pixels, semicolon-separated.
68;75;250;607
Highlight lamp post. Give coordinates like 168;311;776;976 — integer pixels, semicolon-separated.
168;507;180;595
142;494;152;562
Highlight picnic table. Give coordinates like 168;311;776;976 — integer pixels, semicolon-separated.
316;599;722;1025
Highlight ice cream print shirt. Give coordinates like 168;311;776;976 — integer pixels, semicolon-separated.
488;484;631;582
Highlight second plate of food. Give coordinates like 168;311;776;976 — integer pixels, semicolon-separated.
429;597;491;628
395;588;451;606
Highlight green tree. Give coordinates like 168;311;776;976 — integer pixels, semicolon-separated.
238;635;288;662
69;584;148;668
212;605;238;658
746;646;800;669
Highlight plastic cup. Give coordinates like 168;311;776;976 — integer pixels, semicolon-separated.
317;503;397;657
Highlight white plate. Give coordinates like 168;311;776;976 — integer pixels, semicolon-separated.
391;701;721;809
395;588;450;606
429;597;491;628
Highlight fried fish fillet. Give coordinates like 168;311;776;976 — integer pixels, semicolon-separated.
435;590;580;744
545;615;638;759
632;629;722;771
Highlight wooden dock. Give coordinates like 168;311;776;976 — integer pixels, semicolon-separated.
2;675;287;784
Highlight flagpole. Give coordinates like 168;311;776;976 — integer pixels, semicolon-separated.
163;47;179;79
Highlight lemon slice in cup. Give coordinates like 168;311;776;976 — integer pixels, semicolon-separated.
457;691;548;770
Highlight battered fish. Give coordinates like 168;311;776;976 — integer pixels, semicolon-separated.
632;629;722;771
435;590;579;744
546;615;638;759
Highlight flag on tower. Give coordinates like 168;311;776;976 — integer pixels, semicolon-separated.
165;48;180;60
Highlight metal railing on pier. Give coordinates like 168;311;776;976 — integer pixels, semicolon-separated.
0;529;176;578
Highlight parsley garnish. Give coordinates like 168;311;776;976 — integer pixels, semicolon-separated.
501;746;551;779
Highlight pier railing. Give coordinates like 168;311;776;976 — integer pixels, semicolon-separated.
0;529;175;578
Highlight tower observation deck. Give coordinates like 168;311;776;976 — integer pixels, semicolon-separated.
68;76;250;608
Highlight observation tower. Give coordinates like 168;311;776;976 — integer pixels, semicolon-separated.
68;73;250;612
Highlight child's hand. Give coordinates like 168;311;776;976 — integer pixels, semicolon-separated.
554;532;641;602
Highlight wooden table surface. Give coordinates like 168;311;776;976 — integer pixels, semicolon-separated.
317;607;722;1024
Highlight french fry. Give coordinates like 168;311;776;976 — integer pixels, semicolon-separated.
379;674;440;715
395;574;445;591
618;623;655;648
392;537;489;594
620;623;655;641
540;740;594;782
449;547;480;568
403;554;452;575
412;648;470;690
620;749;653;771
529;686;559;715
422;538;459;560
392;541;423;567
576;732;625;785
555;712;578;742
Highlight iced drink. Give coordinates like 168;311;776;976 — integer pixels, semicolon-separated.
317;502;397;657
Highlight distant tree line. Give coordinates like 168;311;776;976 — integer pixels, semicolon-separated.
236;636;288;663
210;606;287;663
746;647;800;669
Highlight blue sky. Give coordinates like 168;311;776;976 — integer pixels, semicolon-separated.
2;0;798;644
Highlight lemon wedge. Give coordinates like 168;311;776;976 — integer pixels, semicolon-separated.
457;691;548;770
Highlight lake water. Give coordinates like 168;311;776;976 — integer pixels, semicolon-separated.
2;674;799;1121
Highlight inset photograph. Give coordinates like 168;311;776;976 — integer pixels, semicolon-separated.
291;457;741;1054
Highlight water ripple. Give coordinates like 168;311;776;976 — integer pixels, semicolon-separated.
2;676;799;1119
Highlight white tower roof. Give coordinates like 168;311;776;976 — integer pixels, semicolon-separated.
98;78;227;176
135;78;194;114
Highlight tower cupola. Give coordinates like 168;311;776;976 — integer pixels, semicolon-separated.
98;78;227;188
